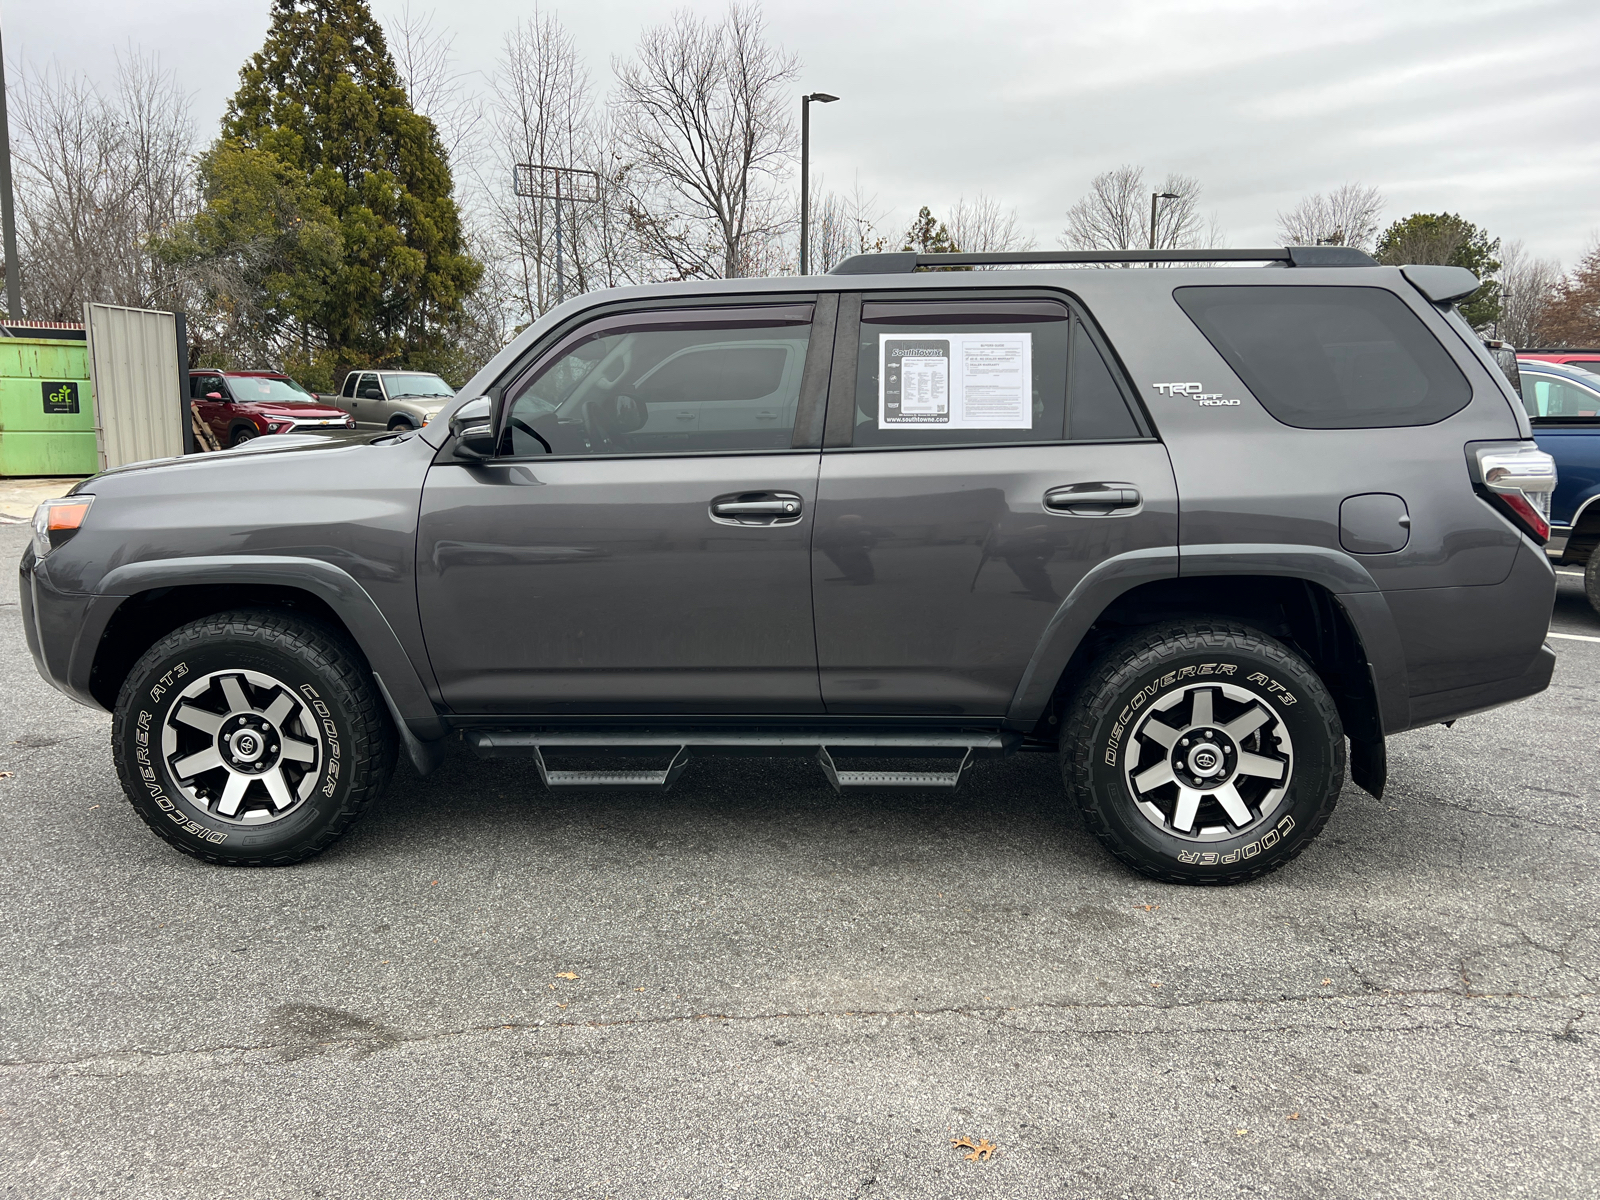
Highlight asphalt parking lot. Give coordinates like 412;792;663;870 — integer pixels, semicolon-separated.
1;516;1595;1199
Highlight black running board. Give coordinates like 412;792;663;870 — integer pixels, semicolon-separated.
464;728;1014;791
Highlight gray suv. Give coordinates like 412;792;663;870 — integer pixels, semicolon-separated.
20;247;1558;884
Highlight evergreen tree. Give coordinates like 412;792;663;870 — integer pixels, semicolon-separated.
221;0;480;369
902;206;959;254
1376;212;1501;329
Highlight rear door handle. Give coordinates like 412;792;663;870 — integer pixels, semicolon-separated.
1044;484;1142;514
710;491;804;526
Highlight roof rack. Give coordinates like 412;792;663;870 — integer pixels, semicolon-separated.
827;246;1378;275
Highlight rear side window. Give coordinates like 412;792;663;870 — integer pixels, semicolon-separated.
1523;374;1600;421
1174;286;1471;429
845;298;1141;448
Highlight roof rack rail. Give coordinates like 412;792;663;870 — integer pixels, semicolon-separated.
827;246;1378;275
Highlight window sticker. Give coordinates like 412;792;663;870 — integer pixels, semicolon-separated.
879;332;1031;429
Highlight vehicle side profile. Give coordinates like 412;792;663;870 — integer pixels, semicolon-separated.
325;369;456;430
1518;359;1600;611
189;370;355;446
21;247;1557;884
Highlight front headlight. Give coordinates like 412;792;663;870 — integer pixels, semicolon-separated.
31;495;94;561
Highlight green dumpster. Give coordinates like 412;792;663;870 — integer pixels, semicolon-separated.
0;336;98;477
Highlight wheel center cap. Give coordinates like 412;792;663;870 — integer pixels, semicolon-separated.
231;730;263;762
1186;743;1224;777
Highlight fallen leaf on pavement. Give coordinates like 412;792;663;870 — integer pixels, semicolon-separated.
556;972;578;980
1235;1129;1248;1136
1135;904;1159;911
951;1136;997;1162
1287;1112;1300;1120
0;772;12;779
1320;979;1332;986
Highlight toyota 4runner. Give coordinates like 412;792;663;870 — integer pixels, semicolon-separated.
20;247;1558;884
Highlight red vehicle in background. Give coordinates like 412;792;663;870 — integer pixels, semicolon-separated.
188;370;356;447
1518;350;1600;375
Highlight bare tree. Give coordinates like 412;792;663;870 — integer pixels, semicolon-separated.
11;50;197;320
946;193;1036;255
385;3;485;163
806;176;887;274
611;3;799;279
1059;165;1209;252
1499;239;1564;347
1277;183;1384;251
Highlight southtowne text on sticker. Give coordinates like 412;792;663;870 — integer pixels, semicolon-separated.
880;332;1033;429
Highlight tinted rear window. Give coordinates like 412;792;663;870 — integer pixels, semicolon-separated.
1174;286;1471;429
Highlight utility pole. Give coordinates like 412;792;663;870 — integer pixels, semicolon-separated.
0;11;23;320
1149;191;1180;252
798;92;838;275
514;163;600;311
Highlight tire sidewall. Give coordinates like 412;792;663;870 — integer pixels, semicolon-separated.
1080;640;1341;878
116;627;356;860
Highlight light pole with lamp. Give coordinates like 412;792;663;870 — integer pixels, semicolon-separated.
799;92;838;275
1149;191;1180;251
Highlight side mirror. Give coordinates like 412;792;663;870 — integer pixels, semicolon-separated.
206;392;223;400
448;396;498;459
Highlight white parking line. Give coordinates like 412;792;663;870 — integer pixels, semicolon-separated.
1548;631;1600;643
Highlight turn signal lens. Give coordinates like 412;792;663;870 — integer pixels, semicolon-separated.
30;496;94;561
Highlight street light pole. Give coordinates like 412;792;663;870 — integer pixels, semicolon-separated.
0;14;23;320
799;92;838;276
1149;191;1180;251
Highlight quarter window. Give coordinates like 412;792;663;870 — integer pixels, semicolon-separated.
502;306;813;457
1175;285;1471;429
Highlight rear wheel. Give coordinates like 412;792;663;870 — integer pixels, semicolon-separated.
111;610;396;865
1584;552;1600;617
1060;620;1344;885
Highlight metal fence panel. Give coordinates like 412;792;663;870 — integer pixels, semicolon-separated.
83;303;183;470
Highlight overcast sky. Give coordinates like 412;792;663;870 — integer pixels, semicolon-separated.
9;0;1599;266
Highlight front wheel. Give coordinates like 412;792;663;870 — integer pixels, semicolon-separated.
1060;621;1344;885
111;610;396;865
1584;552;1600;618
231;426;259;447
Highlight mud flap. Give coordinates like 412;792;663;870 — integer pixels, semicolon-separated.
1349;736;1386;799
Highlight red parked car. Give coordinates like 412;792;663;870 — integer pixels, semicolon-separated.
1517;350;1600;375
188;370;356;447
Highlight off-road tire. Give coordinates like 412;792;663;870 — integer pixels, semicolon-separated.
1060;620;1344;885
111;610;396;866
1584;552;1600;618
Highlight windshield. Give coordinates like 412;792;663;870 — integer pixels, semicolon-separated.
230;376;318;404
383;373;454;400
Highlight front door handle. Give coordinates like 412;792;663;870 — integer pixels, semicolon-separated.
1044;483;1142;515
710;491;804;526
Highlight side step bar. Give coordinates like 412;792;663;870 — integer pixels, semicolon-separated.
464;729;1014;792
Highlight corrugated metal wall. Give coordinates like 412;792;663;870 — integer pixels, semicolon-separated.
83;303;183;470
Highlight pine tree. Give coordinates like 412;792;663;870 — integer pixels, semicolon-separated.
222;0;480;369
1376;213;1501;329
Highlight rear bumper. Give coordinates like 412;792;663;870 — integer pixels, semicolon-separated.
1388;538;1557;730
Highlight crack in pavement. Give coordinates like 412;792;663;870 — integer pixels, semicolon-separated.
3;987;1594;1075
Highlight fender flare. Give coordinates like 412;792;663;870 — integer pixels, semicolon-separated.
1006;543;1411;736
89;555;447;741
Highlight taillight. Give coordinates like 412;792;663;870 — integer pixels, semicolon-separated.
1470;443;1556;544
30;495;94;560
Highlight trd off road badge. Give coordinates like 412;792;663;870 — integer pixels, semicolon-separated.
1151;382;1240;407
